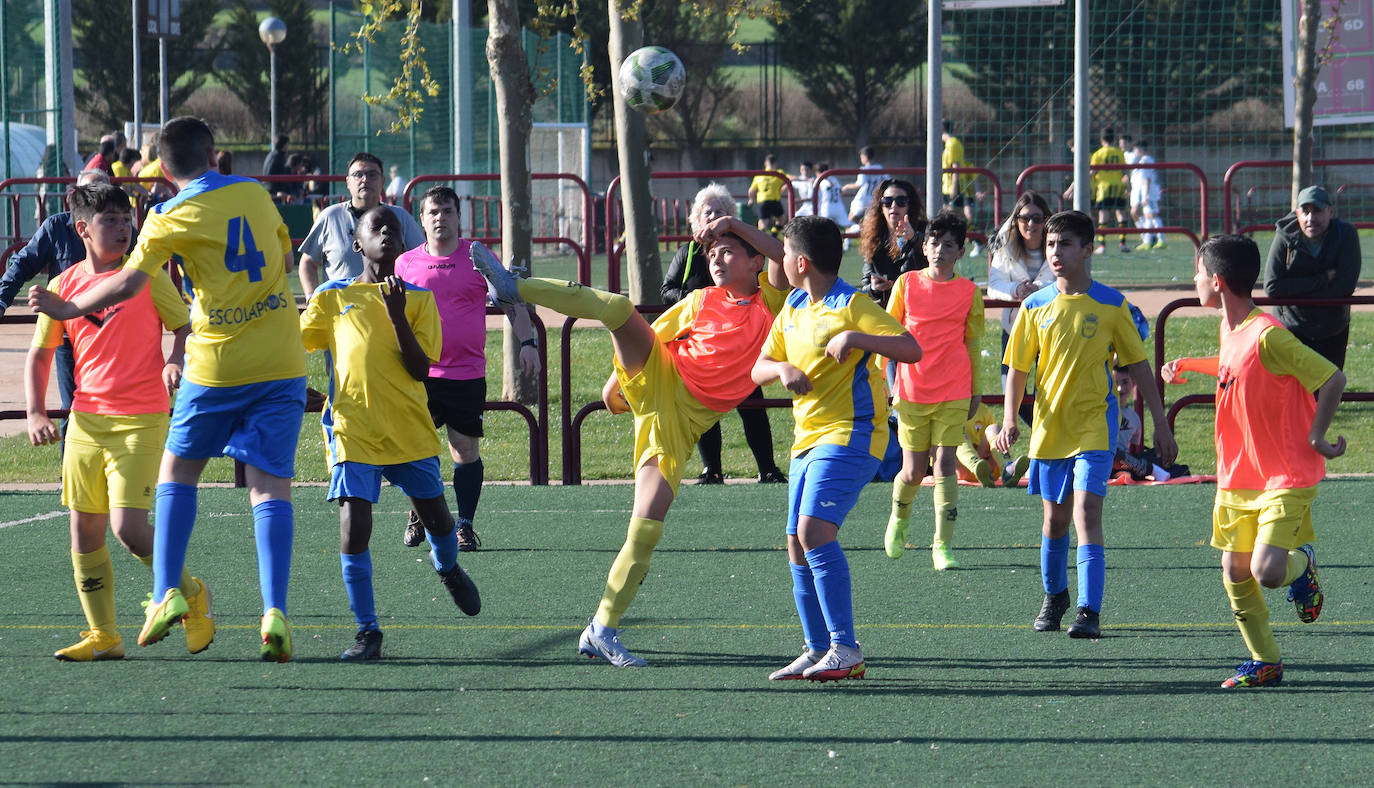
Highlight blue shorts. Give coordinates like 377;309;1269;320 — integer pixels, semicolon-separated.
1027;450;1113;503
786;444;880;535
328;456;445;503
166;377;307;479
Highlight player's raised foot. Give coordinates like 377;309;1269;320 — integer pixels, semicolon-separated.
1152;239;1168;251
884;512;910;559
1033;589;1072;631
1067;606;1101;639
260;608;292;663
438;562;481;616
182;576;215;654
768;648;825;680
1287;543;1322;623
456;519;481;553
138;587;188;647
578;621;647;667
1002;455;1030;487
758;468;787;484
340;628;383;661
932;543;961;571
696;469;724;485
973;458;995;488
801;643;865;682
1221;660;1283;689
55;629;124;662
402;510;425;548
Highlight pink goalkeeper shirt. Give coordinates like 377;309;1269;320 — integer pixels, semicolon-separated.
395;239;489;380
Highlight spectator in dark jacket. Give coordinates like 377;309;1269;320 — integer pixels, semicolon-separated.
859;178;927;308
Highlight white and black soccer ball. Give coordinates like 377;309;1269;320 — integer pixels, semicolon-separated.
617;46;686;114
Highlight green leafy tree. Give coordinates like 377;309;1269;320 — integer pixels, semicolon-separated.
72;0;223;131
219;0;328;144
771;0;925;148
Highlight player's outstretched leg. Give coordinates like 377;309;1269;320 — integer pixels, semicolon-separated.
517;278;635;331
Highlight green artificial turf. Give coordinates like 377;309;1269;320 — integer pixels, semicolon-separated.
1;481;1373;784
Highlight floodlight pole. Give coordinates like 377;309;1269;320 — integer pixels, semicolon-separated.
926;0;942;215
132;0;141;151
1072;0;1090;212
259;17;287;147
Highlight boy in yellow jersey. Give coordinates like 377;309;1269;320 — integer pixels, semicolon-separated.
754;216;920;682
31;117;307;662
954;402;1029;489
747;153;789;235
300;207;481;661
940;122;978;254
514;217;788;667
883;211;983;570
1163;235;1345;688
994;210;1176;639
25;183;214;661
1089;129;1130;253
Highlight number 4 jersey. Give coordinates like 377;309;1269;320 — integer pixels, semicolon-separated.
127;171;306;387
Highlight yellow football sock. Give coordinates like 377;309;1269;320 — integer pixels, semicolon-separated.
890;478;920;524
954;441;981;474
1281;549;1309;587
1223;575;1280;663
518;278;635;330
933;475;958;546
73;546;117;633
595;517;664;628
135;553;196;596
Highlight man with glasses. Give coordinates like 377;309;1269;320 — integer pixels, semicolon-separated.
298;153;425;300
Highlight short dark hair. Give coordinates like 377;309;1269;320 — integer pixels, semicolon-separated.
98;138;117;157
118;148;141;168
800;160;814;170
157;117;215;179
1198;234;1260;296
1044;210;1095;247
69;183;131;225
942;119;953;134
782;215;843;275
859;145;875;161
421;185;460;214
1101;128;1115;143
274;134;289;149
715;231;760;260
348;152;383;173
926;211;967;247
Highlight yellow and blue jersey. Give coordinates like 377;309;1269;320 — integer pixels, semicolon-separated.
1004;281;1147;459
127;171;305;387
763;279;908;460
300;278;444;468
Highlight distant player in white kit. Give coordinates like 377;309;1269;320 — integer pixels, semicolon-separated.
1130;140;1165;251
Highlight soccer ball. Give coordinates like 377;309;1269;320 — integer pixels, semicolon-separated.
618;46;685;114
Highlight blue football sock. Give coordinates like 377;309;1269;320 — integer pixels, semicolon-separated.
1077;543;1105;613
152;482;197;601
253;499;294;615
805;541;856;649
1042;533;1071;595
427;522;459;573
790;562;829;652
453;459;483;523
340;551;378;631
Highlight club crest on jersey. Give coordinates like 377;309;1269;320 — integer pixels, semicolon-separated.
810;318;834;347
1081;313;1099;339
83;305;121;328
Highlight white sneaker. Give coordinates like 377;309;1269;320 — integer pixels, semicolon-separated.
768;648;825;680
801;643;865;681
577;621;647;667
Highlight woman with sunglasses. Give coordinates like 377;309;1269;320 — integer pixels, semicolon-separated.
660;183;787;485
988;191;1055;424
859;179;927;308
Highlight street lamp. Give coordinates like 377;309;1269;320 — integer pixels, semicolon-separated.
258;16;287;146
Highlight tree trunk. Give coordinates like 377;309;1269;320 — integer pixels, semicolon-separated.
608;0;662;304
1292;0;1320;206
487;0;538;403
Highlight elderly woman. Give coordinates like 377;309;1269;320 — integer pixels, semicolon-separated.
859;178;927;308
659;183;786;484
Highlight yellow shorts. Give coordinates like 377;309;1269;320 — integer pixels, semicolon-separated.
1211;486;1318;553
62;411;168;514
615;339;723;495
894;398;969;452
